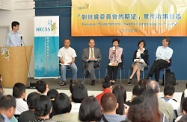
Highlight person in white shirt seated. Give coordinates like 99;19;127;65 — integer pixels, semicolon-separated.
57;38;78;86
145;37;173;82
35;80;49;95
162;84;180;118
13;83;28;115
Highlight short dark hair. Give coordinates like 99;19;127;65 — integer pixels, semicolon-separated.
35;95;52;116
101;93;117;112
69;82;77;94
164;84;175;96
132;85;144;96
163;37;170;44
112;85;126;115
79;96;101;121
88;38;95;43
102;76;111;89
47;89;58;101
112;38;120;44
64;38;70;41
72;84;88;103
0;95;16;109
54;93;72;114
11;21;20;29
13;83;26;98
182;98;187;113
131;96;144;106
138;79;147;90
27;92;40;109
35;80;47;94
138;40;146;47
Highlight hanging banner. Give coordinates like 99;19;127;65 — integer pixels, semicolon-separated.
34;16;59;78
71;0;187;36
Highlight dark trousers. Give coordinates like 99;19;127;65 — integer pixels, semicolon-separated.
107;63;121;81
148;59;169;82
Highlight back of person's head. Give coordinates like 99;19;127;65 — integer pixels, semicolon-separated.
164;84;175;96
0;95;16;119
27;92;40;109
128;94;160;122
132;85;144;96
11;21;19;29
112;85;126;115
182;97;187;113
47;89;58;101
138;79;147;89
35;95;52;117
101;93;117;113
146;80;160;93
102;76;112;89
54;93;71;115
35;80;47;94
72;83;88;103
13;82;26;98
69;82;77;94
79;96;101;122
142;89;159;112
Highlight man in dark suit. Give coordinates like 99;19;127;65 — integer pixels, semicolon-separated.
82;39;102;86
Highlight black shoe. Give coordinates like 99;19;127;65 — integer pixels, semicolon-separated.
128;78;132;85
84;71;90;78
60;82;66;86
91;80;95;86
70;80;76;84
110;81;115;85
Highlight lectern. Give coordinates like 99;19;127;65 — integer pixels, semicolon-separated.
0;46;32;88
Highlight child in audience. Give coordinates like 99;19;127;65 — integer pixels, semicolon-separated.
19;92;40;122
35;80;49;95
96;76;112;103
13;82;28;115
175;98;187;122
47;89;58;118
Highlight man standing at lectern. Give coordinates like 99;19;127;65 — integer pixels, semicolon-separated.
6;21;22;46
82;39;102;86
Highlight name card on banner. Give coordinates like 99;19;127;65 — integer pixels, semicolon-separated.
34;16;59;78
71;0;187;36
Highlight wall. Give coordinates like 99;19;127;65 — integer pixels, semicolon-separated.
35;6;187;80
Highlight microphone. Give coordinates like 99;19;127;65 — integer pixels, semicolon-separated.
112;46;115;51
20;34;24;46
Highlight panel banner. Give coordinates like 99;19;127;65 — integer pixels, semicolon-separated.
71;0;187;36
34;16;59;78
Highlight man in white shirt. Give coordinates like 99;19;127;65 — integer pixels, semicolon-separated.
162;84;180;117
146;37;173;82
13;83;28;115
58;38;77;86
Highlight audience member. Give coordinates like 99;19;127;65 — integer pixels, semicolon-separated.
96;76;112;103
162;84;180;117
178;114;187;122
47;89;58;118
79;96;102;122
175;98;187;122
126;85;144;106
101;93;126;122
138;79;147;89
0;95;16;122
31;95;55;122
146;80;175;122
19;92;40;122
128;91;160;122
35;80;49;95
13;83;28;115
112;85;128;115
71;83;88;113
52;93;77;122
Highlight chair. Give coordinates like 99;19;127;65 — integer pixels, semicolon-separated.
105;54;125;83
82;62;101;84
162;59;172;86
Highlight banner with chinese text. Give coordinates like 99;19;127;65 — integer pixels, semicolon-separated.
71;0;187;36
34;16;59;78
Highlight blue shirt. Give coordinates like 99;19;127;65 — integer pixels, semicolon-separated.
2;114;10;122
6;31;22;46
156;46;173;60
